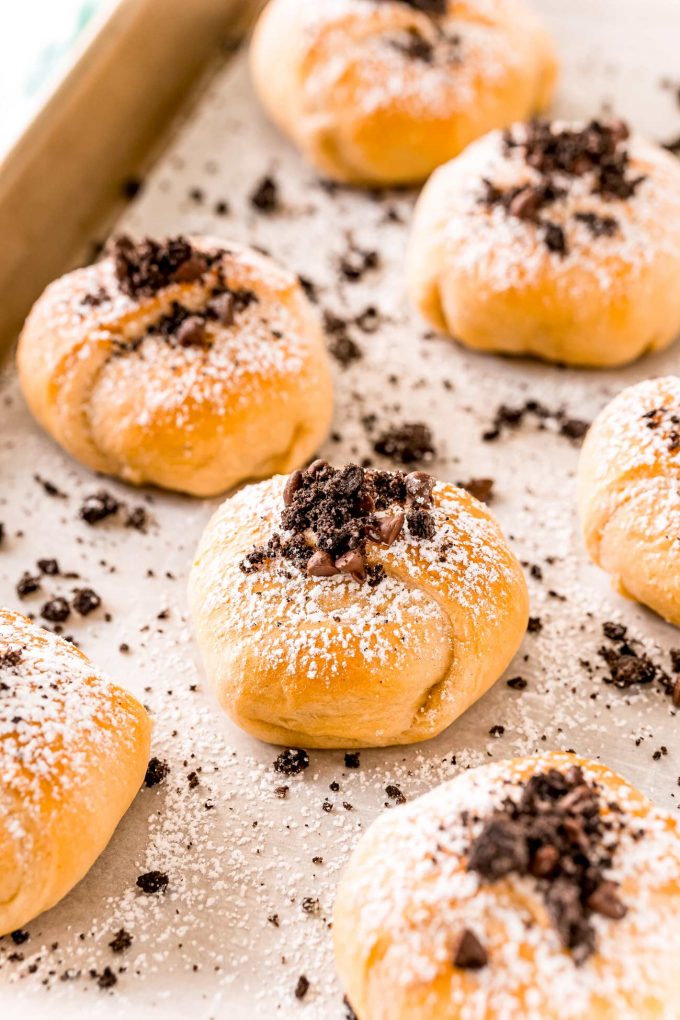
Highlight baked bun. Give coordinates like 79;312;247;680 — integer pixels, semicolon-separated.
17;235;333;497
250;0;557;186
407;119;680;366
334;752;680;1020
578;376;680;625
188;461;528;748
0;608;150;936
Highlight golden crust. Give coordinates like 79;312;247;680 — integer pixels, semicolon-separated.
578;376;680;626
250;0;557;185
187;474;528;748
333;753;680;1020
407;126;680;367
16;237;333;497
0;609;151;936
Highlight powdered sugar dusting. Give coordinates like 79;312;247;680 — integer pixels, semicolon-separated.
0;608;143;828
0;5;679;1017
424;125;680;295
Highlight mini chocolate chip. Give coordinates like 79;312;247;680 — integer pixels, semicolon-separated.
335;549;366;582
176;315;206;347
532;844;560;877
368;512;405;546
454;929;488;970
509;186;544;221
587;882;627;920
171;254;209;284
460;478;494;503
209;292;235;325
405;471;434;501
307;550;339;578
284;470;304;506
294;975;310;1000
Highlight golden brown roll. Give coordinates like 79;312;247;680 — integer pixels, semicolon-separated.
407;119;680;366
188;461;528;748
250;0;557;186
578;376;680;626
334;752;680;1020
0;608;150;936
17;235;333;497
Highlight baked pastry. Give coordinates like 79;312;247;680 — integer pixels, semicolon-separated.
188;461;528;748
578;376;680;625
17;235;333;497
407;119;680;366
0;608;150;936
334;752;680;1019
250;0;557;186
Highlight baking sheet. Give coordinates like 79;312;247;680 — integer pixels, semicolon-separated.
1;1;680;1016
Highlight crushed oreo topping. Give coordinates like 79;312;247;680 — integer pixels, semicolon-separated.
110;235;218;297
505;119;644;200
240;462;437;584
466;765;629;964
481;120;645;255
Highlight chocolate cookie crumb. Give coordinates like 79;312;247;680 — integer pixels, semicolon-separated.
274;748;310;776
144;757;170;788
79;491;120;525
96;966;118;989
16;572;41;598
108;929;133;954
344;752;361;769
71;588;102;616
250;175;280;214
373;423;436;465
136;871;169;895
37;558;59;576
385;784;406;805
41;597;71;624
